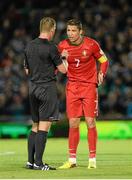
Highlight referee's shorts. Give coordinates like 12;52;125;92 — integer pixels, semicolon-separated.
29;81;59;122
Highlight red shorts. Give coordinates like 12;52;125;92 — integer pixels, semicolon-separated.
66;81;98;118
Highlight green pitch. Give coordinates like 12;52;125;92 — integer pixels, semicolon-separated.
0;138;132;179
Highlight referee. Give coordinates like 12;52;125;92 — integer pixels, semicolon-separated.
24;17;67;170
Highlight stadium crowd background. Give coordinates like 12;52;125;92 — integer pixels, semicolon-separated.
0;0;132;121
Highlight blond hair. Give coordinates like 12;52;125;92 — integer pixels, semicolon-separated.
40;17;56;33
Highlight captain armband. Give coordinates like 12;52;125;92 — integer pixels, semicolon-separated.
98;55;108;63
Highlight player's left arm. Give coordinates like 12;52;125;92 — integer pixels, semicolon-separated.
98;57;109;85
93;41;109;85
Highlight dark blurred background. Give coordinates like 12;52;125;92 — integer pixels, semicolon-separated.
0;0;132;127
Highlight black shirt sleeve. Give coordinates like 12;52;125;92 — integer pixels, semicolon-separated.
23;48;29;69
50;44;62;66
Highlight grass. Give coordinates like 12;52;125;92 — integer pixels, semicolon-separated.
0;138;132;179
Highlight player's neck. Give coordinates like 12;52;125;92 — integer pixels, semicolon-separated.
70;36;83;46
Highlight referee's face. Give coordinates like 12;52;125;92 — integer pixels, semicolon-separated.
50;25;56;40
67;25;82;44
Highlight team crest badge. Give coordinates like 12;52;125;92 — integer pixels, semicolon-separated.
82;50;87;56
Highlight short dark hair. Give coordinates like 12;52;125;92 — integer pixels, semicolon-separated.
67;19;82;30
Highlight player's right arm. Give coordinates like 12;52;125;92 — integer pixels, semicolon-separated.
57;62;67;73
50;43;67;74
58;41;68;72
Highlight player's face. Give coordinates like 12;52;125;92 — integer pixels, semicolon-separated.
67;25;82;44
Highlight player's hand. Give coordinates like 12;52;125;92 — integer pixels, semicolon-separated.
98;71;104;86
61;49;69;60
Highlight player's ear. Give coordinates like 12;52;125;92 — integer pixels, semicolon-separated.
80;29;83;35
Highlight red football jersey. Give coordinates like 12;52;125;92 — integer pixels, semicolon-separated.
58;37;103;84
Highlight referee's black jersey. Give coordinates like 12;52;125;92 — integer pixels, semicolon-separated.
24;38;62;83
